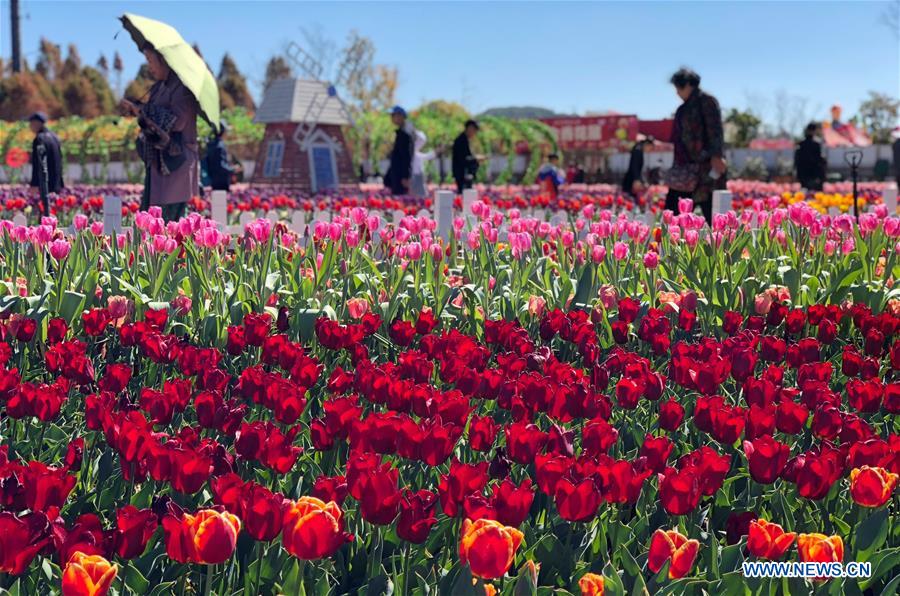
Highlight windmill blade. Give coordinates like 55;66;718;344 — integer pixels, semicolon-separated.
333;37;372;90
285;41;324;81
293;92;331;149
332;93;357;128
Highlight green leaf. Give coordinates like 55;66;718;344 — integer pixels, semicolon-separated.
147;582;177;596
125;564;151;594
854;507;888;562
58;290;86;325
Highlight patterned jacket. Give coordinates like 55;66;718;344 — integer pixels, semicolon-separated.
672;89;724;166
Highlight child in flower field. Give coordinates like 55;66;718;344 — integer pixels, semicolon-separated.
537;153;565;199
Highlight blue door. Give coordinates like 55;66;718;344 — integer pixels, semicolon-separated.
311;146;336;191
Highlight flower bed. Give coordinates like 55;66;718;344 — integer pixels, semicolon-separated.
0;181;890;227
0;202;897;594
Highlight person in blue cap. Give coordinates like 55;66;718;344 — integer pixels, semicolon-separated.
384;106;415;195
28;112;64;195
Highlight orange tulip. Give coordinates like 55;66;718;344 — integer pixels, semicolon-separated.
61;551;118;596
282;496;353;560
162;509;241;564
850;466;898;508
797;534;843;564
647;529;699;579
747;519;795;560
578;572;605;595
459;518;524;579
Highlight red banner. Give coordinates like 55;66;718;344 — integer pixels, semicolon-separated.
540;115;639;150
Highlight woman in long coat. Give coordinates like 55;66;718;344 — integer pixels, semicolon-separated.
122;45;199;222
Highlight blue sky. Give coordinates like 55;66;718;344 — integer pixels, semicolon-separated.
2;0;897;124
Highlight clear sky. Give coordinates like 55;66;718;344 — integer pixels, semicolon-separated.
2;0;897;125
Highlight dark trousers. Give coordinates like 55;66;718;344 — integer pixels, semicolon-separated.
160;202;187;222
665;189;711;225
455;177;472;194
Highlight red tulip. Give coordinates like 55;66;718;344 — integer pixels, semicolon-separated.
0;511;51;575
647;529;699;579
61;551;118;596
743;436;790;484
112;506;157;559
747;519;795;560
849;466;898;508
658;467;702;515
242;483;289;541
162;509;241;564
397;489;438;543
797;533;843;564
554;478;601;522
282;496;353;560
459;518;524;579
438;460;489;517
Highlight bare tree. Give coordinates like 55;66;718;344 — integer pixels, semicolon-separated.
300;24;338;77
881;0;899;38
771;89;818;137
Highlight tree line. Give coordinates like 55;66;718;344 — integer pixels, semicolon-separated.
0;38;259;121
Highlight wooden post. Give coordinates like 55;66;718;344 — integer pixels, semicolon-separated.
290;210;306;235
462;188;478;216
883;183;898;215
434;189;454;242
103;196;123;234
711;190;732;217
210;190;227;229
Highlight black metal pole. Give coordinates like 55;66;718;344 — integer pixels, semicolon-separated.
11;0;21;73
852;163;858;220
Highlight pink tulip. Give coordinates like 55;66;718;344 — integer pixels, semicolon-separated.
73;214;89;231
347;297;370;319
613;242;629;260
48;239;71;260
643;251;659;269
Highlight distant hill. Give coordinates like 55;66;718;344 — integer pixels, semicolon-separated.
479;106;563;119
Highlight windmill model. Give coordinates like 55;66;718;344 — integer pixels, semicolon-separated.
252;38;370;191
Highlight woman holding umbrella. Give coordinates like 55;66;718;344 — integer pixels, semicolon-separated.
118;13;220;222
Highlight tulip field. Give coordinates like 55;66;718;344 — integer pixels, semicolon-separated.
0;198;899;596
0;180;891;227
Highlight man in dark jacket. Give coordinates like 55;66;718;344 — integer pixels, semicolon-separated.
893;128;900;183
452;119;480;193
664;68;725;225
28;112;64;195
385;106;414;195
795;123;826;191
205;121;238;191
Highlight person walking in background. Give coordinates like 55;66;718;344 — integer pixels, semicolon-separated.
452;119;480;194
664;67;726;225
411;130;435;197
795;123;826;191
385;106;415;196
622;136;653;198
28;112;64;196
121;43;199;222
892;127;900;183
205;120;240;192
573;164;586;184
537;153;565;199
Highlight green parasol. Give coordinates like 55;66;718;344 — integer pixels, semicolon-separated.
119;13;219;129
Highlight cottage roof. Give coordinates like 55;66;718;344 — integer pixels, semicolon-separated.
254;78;352;125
